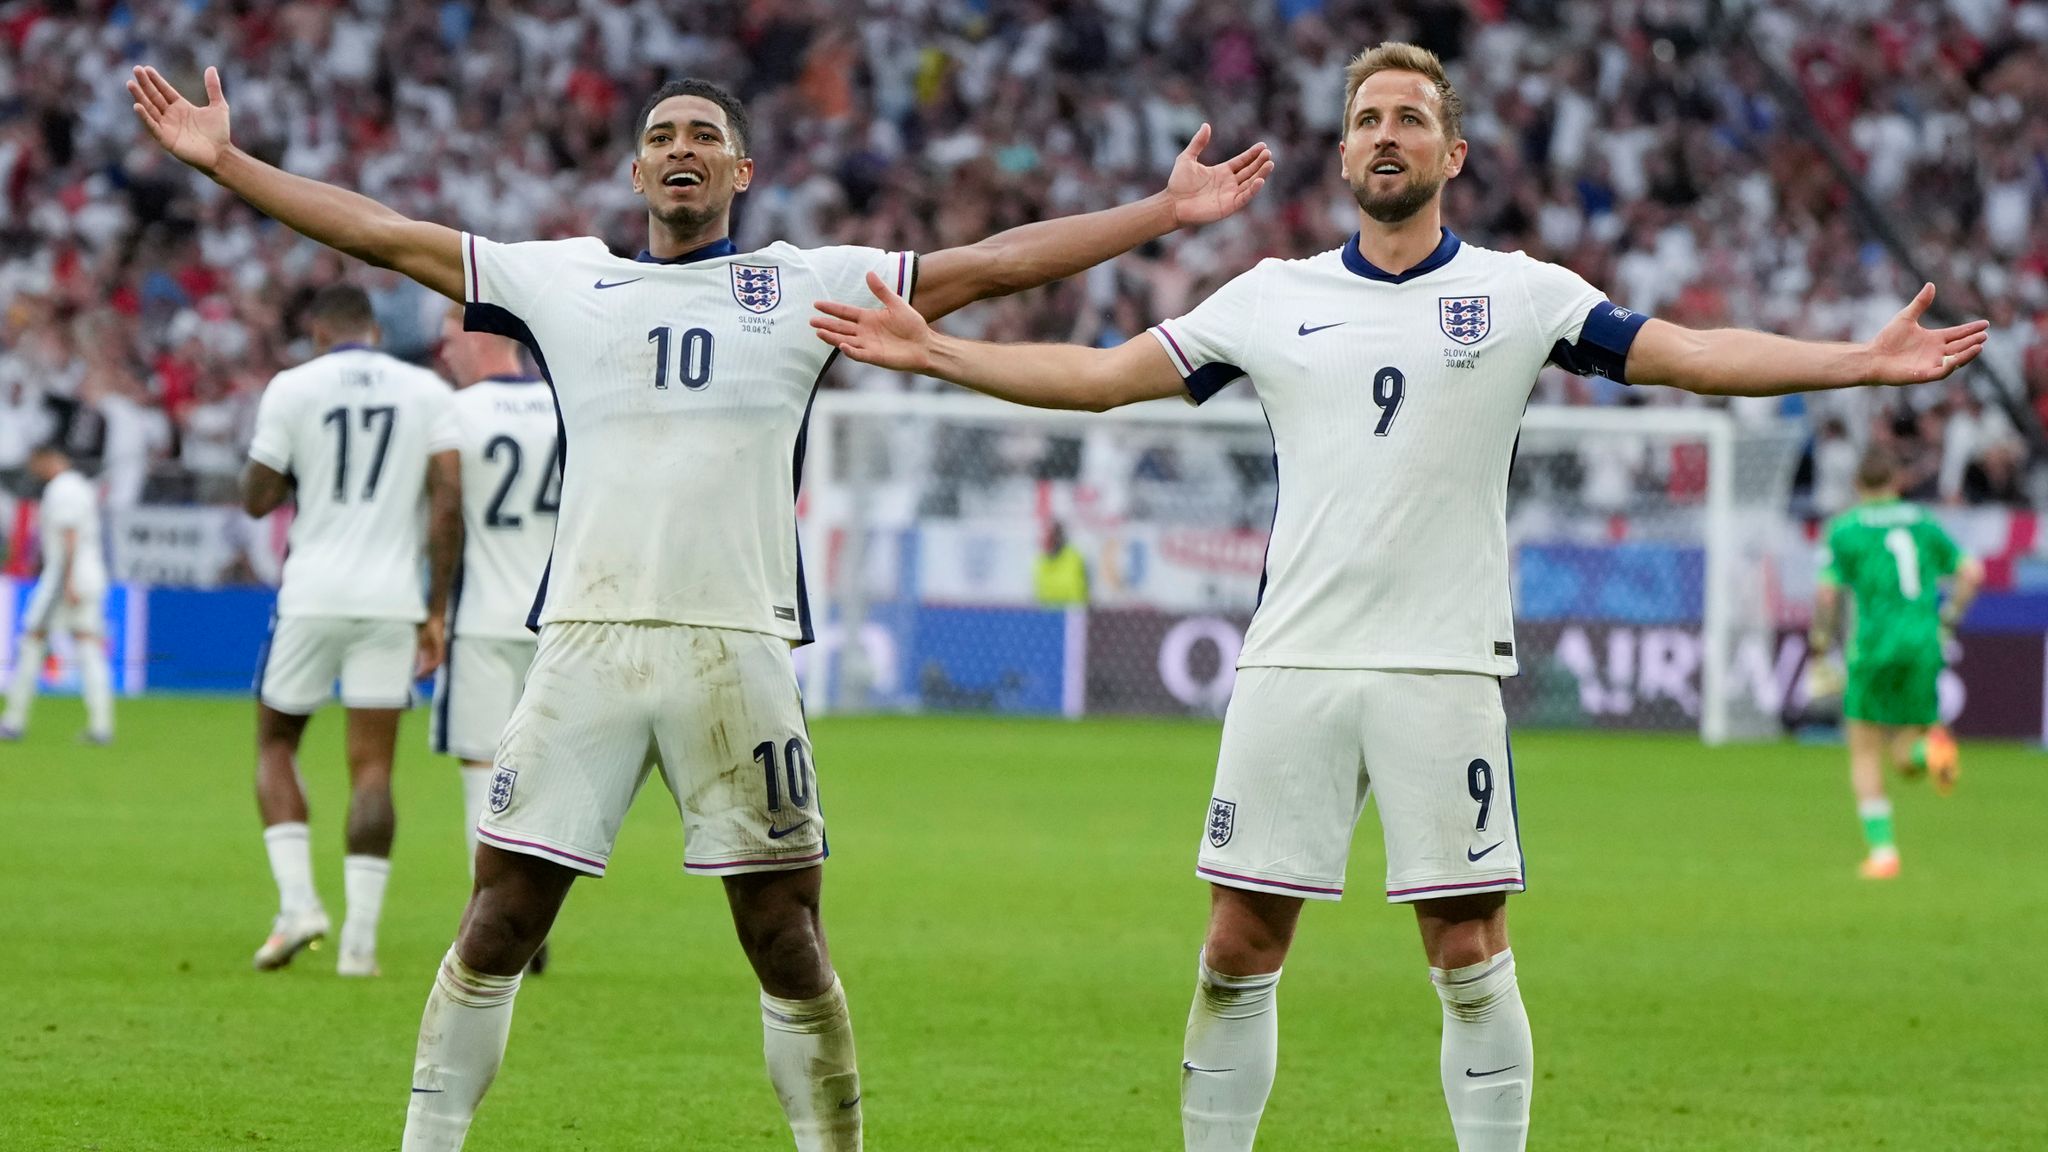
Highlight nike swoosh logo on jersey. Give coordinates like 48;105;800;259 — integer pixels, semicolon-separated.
767;821;808;840
593;277;644;289
1297;321;1345;336
1465;1064;1519;1078
1467;841;1504;862
1183;1062;1236;1074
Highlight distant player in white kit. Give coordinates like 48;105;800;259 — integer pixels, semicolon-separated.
244;285;463;977
2;443;113;744
429;304;556;851
428;303;557;971
130;61;1269;1149
812;41;1989;1152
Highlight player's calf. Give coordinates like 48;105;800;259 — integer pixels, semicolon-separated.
1181;885;1298;1152
727;868;862;1152
1417;895;1529;1152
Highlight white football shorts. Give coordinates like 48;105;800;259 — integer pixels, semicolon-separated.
477;621;826;878
1198;666;1524;903
255;616;417;714
431;635;537;762
20;578;106;638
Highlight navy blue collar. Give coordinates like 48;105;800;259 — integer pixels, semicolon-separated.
1341;228;1461;283
327;341;376;354
482;373;543;385
635;237;738;265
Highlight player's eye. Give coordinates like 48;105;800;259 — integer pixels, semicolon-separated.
1404;114;1420;125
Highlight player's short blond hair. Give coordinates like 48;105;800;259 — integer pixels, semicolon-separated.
1343;42;1463;142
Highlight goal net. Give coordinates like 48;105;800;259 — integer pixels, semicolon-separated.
798;390;1805;742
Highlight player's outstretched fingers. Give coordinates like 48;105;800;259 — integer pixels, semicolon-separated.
863;269;904;307
1902;282;1936;322
809;313;862;340
813;299;868;324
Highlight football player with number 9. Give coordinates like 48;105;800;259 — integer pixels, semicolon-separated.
812;40;1990;1152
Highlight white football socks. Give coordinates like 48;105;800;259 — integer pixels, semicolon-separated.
761;976;862;1151
4;635;44;729
1181;956;1281;1152
341;854;391;960
76;636;113;739
1432;949;1532;1152
403;947;522;1152
458;764;492;871
262;823;319;918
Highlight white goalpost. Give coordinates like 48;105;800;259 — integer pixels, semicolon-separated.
799;389;1805;744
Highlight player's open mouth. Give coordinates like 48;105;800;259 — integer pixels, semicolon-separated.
1371;159;1404;175
663;171;704;189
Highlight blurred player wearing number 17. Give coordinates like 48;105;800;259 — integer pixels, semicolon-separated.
1808;446;1982;879
129;59;1270;1151
813;40;1990;1152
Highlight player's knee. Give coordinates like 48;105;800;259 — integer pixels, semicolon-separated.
731;898;829;995
1203;918;1290;976
1417;904;1506;972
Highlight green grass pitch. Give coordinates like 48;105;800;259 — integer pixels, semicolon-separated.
4;695;2046;1150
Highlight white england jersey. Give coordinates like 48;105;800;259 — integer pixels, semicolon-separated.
458;233;918;640
450;375;559;640
1150;230;1648;675
248;346;461;621
37;469;106;594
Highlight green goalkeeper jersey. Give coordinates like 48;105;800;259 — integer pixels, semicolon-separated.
1818;497;1962;667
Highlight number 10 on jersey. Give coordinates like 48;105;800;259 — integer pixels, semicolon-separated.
649;326;714;390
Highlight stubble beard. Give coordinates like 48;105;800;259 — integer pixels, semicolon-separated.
1352;170;1444;225
649;196;726;239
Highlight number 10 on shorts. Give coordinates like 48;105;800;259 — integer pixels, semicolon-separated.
753;738;814;812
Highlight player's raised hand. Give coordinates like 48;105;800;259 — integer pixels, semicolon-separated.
812;272;937;373
1165;123;1273;228
1865;283;1990;386
127;65;232;173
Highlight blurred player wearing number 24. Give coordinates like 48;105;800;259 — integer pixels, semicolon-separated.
129;54;1272;1151
813;41;1990;1152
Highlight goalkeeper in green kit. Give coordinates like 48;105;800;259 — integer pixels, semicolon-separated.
1808;445;1982;879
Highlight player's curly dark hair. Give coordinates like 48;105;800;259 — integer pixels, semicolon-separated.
636;79;751;158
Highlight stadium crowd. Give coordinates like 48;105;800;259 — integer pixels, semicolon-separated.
0;0;2045;520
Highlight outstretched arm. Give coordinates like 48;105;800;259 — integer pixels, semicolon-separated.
1627;285;1989;397
911;124;1271;321
128;66;464;300
815;272;1185;410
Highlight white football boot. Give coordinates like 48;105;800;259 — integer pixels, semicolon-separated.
253;908;331;970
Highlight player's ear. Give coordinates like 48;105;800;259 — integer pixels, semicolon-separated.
629;156;645;195
1444;137;1467;180
733;157;754;194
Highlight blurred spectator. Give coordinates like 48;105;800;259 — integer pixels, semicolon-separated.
0;0;2036;518
1034;521;1089;606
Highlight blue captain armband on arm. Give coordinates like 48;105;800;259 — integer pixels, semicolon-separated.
1547;301;1651;384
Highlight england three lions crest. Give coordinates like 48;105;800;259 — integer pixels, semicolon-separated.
731;264;782;314
1207;798;1236;848
1440;296;1490;345
488;767;517;814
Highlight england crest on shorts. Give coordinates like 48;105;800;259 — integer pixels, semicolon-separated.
731;264;781;314
488;767;517;814
1207;798;1236;848
1440;296;1490;345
